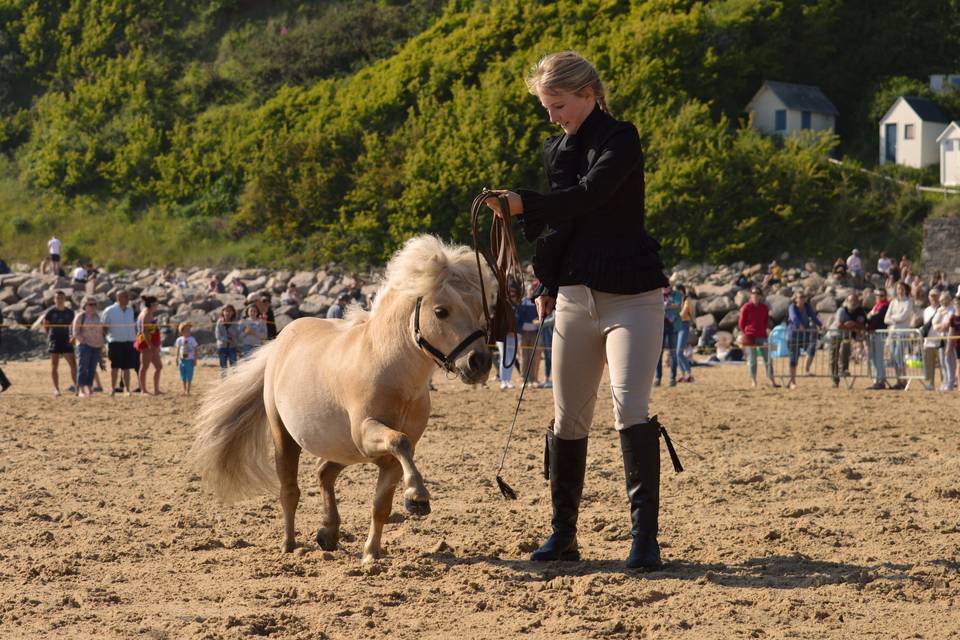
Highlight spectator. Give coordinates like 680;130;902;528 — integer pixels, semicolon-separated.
0;323;10;392
326;293;350;319
949;294;960;391
42;290;77;396
71;262;88;286
932;291;956;391
785;290;822;388
101;289;139;396
135;296;163;395
175;322;199;395
832;258;848;280
828;294;867;388
655;286;683;387
215;305;241;373
738;287;779;388
877;251;892;277
921;289;942;390
208;276;225;294
282;282;300;305
762;261;783;288
517;282;541;387
899;256;913;282
846;249;864;283
0;258;9;275
72;297;105;398
734;272;750;289
48;236;62;276
350;278;369;309
232;278;249;297
255;293;277;340
496;285;523;390
865;288;890;390
240;305;266;357
884;281;915;389
676;285;695;383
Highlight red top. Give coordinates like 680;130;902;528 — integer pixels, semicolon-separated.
738;301;769;343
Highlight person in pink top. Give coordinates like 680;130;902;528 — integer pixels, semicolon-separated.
738;287;780;388
72;297;106;398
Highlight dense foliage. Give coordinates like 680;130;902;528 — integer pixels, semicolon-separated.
2;0;959;268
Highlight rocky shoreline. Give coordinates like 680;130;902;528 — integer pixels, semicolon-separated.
0;260;901;359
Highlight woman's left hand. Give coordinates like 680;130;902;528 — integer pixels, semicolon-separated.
485;190;523;218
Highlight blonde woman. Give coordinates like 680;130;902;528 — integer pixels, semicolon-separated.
486;51;673;570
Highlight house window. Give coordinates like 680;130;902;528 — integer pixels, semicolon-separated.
905;124;915;140
801;111;811;129
775;110;786;131
947;140;955;151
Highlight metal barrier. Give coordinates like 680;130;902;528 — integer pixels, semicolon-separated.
766;328;926;389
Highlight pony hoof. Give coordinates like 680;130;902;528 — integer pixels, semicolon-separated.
316;529;339;551
404;498;431;516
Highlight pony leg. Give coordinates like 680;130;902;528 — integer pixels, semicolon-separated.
358;418;430;515
271;419;302;553
315;460;345;551
363;458;403;564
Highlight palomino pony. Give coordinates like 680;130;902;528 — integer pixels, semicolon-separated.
191;235;495;563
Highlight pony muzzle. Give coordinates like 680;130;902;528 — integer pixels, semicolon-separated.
456;346;493;384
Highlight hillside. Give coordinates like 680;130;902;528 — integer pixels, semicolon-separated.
2;0;960;268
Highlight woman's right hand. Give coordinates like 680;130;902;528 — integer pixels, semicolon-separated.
536;295;555;321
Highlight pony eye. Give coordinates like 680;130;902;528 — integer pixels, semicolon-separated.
434;307;449;319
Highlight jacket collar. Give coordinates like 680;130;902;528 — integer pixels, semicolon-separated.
568;103;609;143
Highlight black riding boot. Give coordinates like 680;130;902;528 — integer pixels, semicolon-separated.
530;430;587;562
620;419;663;570
0;368;10;392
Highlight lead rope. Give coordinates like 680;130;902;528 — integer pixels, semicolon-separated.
470;189;526;499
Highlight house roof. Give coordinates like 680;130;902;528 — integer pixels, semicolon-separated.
747;80;839;116
936;121;960;143
900;96;949;123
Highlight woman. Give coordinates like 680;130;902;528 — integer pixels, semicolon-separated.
676;285;695;382
931;291;956;391
485;51;672;570
239;305;266;357
136;296;163;395
785;290;821;388
215;304;241;372
884;281;914;389
72;297;105;398
921;289;942;390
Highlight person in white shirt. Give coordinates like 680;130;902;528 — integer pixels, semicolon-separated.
876;251;892;276
72;263;88;285
101;290;139;395
174;322;199;395
47;236;62;275
922;289;941;390
931;291;956;391
846;249;863;283
884;281;915;389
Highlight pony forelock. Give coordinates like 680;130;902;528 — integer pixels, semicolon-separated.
379;235;496;309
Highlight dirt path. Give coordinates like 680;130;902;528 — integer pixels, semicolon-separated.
0;358;958;639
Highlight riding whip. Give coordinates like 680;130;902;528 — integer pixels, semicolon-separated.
494;319;545;500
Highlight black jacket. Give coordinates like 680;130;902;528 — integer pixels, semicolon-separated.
516;105;668;298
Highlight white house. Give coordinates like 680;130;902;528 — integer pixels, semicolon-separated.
878;96;948;168
937;122;960;186
744;80;838;136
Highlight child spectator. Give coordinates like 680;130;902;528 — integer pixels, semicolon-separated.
282;282;301;305
175;322;199;395
240;305;266;357
215;305;240;372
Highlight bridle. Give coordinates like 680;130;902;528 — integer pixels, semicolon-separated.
413;296;486;373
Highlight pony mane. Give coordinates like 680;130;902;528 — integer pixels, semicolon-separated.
376;235;496;312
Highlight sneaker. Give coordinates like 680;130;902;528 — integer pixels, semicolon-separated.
67;385;76;393
654;379;662;387
499;381;514;390
669;379;677;387
93;386;103;393
540;380;553;389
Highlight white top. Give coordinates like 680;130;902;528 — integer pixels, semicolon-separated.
877;257;891;274
923;305;940;348
175;336;199;360
884;297;914;330
101;303;137;342
72;266;87;281
932;305;956;336
48;238;61;254
846;255;862;272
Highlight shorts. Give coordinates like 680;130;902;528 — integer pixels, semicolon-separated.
179;359;196;382
108;341;140;370
48;339;73;355
50;253;61;262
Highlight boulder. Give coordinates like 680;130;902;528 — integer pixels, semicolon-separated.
718;309;740;331
17;275;59;299
289;271;316;295
191;297;223;313
21;305;44;325
298;295;328;317
275;304;300;319
695;283;738;299
766;294;792;323
244;275;268;290
815;296;837;313
274;314;295;333
2;301;28;323
695;314;717;332
0;287;18;305
734;289;751;307
800;272;825;291
703;296;736;317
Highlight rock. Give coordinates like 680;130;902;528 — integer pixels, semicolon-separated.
274;314;295;333
734;289;750;307
243;275;268;290
21;305;44;325
818;312;834;327
703;296;736;317
288;271;316;294
718;309;740;331
695;314;717;331
191;298;222;313
17;275;58;299
275;304;299;319
766;294;792;323
0;287;18;304
815;297;837;313
299;295;328;317
801;273;825;291
695;283;738;299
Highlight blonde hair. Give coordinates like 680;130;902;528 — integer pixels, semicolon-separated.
525;51;609;114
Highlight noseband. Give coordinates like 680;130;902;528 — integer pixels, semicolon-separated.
413;297;486;372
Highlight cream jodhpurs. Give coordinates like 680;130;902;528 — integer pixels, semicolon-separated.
552;285;664;439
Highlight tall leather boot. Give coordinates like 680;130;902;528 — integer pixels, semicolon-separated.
530;430;587;562
0;368;10;392
620;419;663;570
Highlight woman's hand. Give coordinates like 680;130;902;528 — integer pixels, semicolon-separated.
535;295;556;321
484;190;523;218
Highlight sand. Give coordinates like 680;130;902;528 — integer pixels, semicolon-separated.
0;357;958;639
